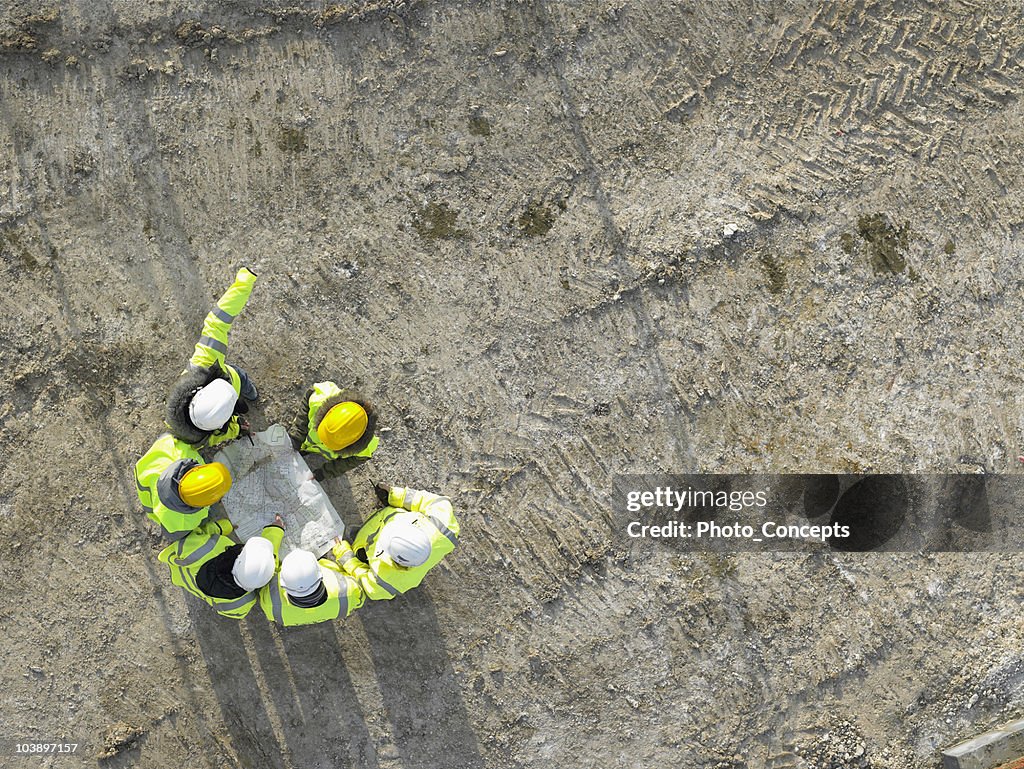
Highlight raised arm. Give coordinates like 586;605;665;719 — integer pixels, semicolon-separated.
189;267;258;370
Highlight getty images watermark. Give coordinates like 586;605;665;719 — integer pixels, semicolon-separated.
613;474;1024;552
624;485;851;544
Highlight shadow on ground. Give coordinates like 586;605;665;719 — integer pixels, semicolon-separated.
190;583;483;769
361;592;485;769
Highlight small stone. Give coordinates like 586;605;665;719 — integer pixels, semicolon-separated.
98;722;144;759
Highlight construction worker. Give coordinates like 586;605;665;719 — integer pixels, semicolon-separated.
293;382;379;479
166;266;260;449
135;432;232;539
157;516;284;619
259;548;366;627
332;483;459;600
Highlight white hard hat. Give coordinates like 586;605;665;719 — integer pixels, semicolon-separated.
380;521;432;567
279;550;323;597
189;379;238;431
232;536;276;592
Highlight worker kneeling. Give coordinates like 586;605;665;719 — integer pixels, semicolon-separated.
259;549;366;627
332;484;459;601
135;433;233;539
158;518;283;619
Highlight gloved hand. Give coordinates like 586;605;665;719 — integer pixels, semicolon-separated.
372;480;391;505
215;518;234;536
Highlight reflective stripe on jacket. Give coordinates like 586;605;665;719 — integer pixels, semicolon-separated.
189;267;257;371
259;560;365;627
135;433;209;538
341;487;459;600
157;522;283;618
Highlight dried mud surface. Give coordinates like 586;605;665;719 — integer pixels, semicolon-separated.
2;1;1023;768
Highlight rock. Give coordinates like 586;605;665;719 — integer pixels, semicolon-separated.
98;722;144;759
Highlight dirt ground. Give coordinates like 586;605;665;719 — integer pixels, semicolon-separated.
2;1;1024;767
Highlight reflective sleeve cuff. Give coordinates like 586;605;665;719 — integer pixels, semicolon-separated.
335;540;356;561
348;582;367;611
212;273;255;320
401;488;431;513
426;497;456;526
347;561;371;579
337;551;358;570
206;420;240;448
332;541;356;564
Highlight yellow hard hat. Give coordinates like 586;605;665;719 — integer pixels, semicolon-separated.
179;462;232;508
317;402;368;451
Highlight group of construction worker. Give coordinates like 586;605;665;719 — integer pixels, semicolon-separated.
134;267;459;627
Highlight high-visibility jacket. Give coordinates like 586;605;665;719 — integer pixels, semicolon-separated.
157;521;284;619
299;381;379;461
165;267;257;448
259;560;366;627
335;486;459;601
135;433;211;539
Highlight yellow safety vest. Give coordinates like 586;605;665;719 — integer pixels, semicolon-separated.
259;561;365;627
135;433;210;538
157;521;282;619
168;267;257;448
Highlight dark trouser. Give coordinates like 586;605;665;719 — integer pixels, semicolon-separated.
235;366;258;401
